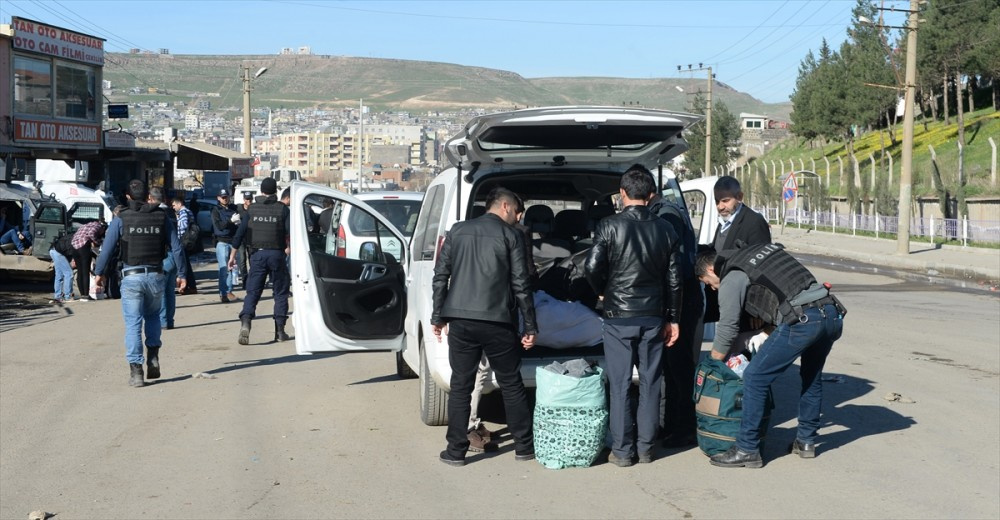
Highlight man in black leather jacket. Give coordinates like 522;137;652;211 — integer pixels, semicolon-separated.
433;186;538;467
585;165;682;467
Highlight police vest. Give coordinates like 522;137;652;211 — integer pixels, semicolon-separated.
119;204;167;266
247;201;285;250
719;243;816;325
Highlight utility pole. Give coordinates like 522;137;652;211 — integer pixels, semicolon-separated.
241;64;268;155
677;63;714;177
896;0;920;255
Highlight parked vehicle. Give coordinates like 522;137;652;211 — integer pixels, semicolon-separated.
288;106;701;426
322;191;423;263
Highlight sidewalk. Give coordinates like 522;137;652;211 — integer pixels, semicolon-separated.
772;225;1000;283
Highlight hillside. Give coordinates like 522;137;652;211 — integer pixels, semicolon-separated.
102;53;792;119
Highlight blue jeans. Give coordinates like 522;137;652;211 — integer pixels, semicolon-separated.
160;254;178;328
50;249;74;300
1;229;30;252
120;270;165;364
603;316;664;459
737;304;844;453
215;241;237;295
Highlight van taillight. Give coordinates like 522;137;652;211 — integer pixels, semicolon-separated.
336;225;347;257
435;235;445;259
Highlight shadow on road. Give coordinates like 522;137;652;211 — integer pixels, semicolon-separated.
766;370;915;459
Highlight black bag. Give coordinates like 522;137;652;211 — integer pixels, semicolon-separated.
181;224;202;254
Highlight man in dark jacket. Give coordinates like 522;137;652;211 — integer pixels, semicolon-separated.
704;175;772;323
649;192;703;448
584;165;682;467
433;187;537;467
212;188;240;303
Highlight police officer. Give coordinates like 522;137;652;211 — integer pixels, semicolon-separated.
212;188;240;303
227;177;291;344
95;180;187;387
695;243;846;468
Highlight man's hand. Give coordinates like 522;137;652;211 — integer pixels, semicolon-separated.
94;275;104;289
710;350;726;361
432;323;447;342
522;334;536;350
664;322;679;347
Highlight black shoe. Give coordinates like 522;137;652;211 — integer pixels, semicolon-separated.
238;316;252;345
637;451;654;464
439;450;465;467
608;452;634;467
274;323;291;342
514;451;535;462
790;439;816;458
128;363;146;388
709;446;763;468
662;432;697;449
146;347;160;379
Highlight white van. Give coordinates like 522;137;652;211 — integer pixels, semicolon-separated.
289;106;701;426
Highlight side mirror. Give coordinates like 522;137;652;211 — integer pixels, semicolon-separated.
359;241;382;262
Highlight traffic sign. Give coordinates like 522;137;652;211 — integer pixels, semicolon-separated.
782;173;798;202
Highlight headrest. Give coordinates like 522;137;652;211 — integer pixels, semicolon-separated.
523;205;554;233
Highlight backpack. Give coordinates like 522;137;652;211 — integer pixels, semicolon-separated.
181;223;202;254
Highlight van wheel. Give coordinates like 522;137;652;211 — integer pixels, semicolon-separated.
396;351;417;379
419;337;448;426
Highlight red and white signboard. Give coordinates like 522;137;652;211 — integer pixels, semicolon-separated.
14;118;101;146
11;17;105;66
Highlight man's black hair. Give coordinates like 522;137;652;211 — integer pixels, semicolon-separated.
620;164;656;200
713;175;742;198
127;179;148;201
695;249;718;277
485;186;520;211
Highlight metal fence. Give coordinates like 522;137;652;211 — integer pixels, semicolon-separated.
756;206;1000;246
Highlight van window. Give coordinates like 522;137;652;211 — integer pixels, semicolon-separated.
412;185;444;261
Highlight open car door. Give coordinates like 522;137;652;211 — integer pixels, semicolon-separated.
290;182;408;354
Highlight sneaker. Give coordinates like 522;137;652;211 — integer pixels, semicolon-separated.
439;450;465;467
608;452;635;467
472;423;493;443
467;430;497;453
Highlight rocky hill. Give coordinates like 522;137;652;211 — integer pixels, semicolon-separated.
103;53;792;120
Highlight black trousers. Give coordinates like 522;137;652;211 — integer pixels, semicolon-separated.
444;319;533;458
662;277;704;437
73;247;92;298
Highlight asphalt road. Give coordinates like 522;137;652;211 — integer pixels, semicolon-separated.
0;260;998;519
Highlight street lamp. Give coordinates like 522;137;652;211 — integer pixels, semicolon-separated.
242;65;268;155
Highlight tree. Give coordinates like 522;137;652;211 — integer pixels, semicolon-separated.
682;93;742;177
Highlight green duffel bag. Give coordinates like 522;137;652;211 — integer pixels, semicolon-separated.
692;358;773;456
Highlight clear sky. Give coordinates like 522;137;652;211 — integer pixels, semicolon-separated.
1;0;906;104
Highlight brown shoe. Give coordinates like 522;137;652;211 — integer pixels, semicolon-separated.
472;424;493;443
467;430;497;453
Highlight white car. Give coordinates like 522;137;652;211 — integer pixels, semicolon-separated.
289;106;701;426
323;191;423;263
